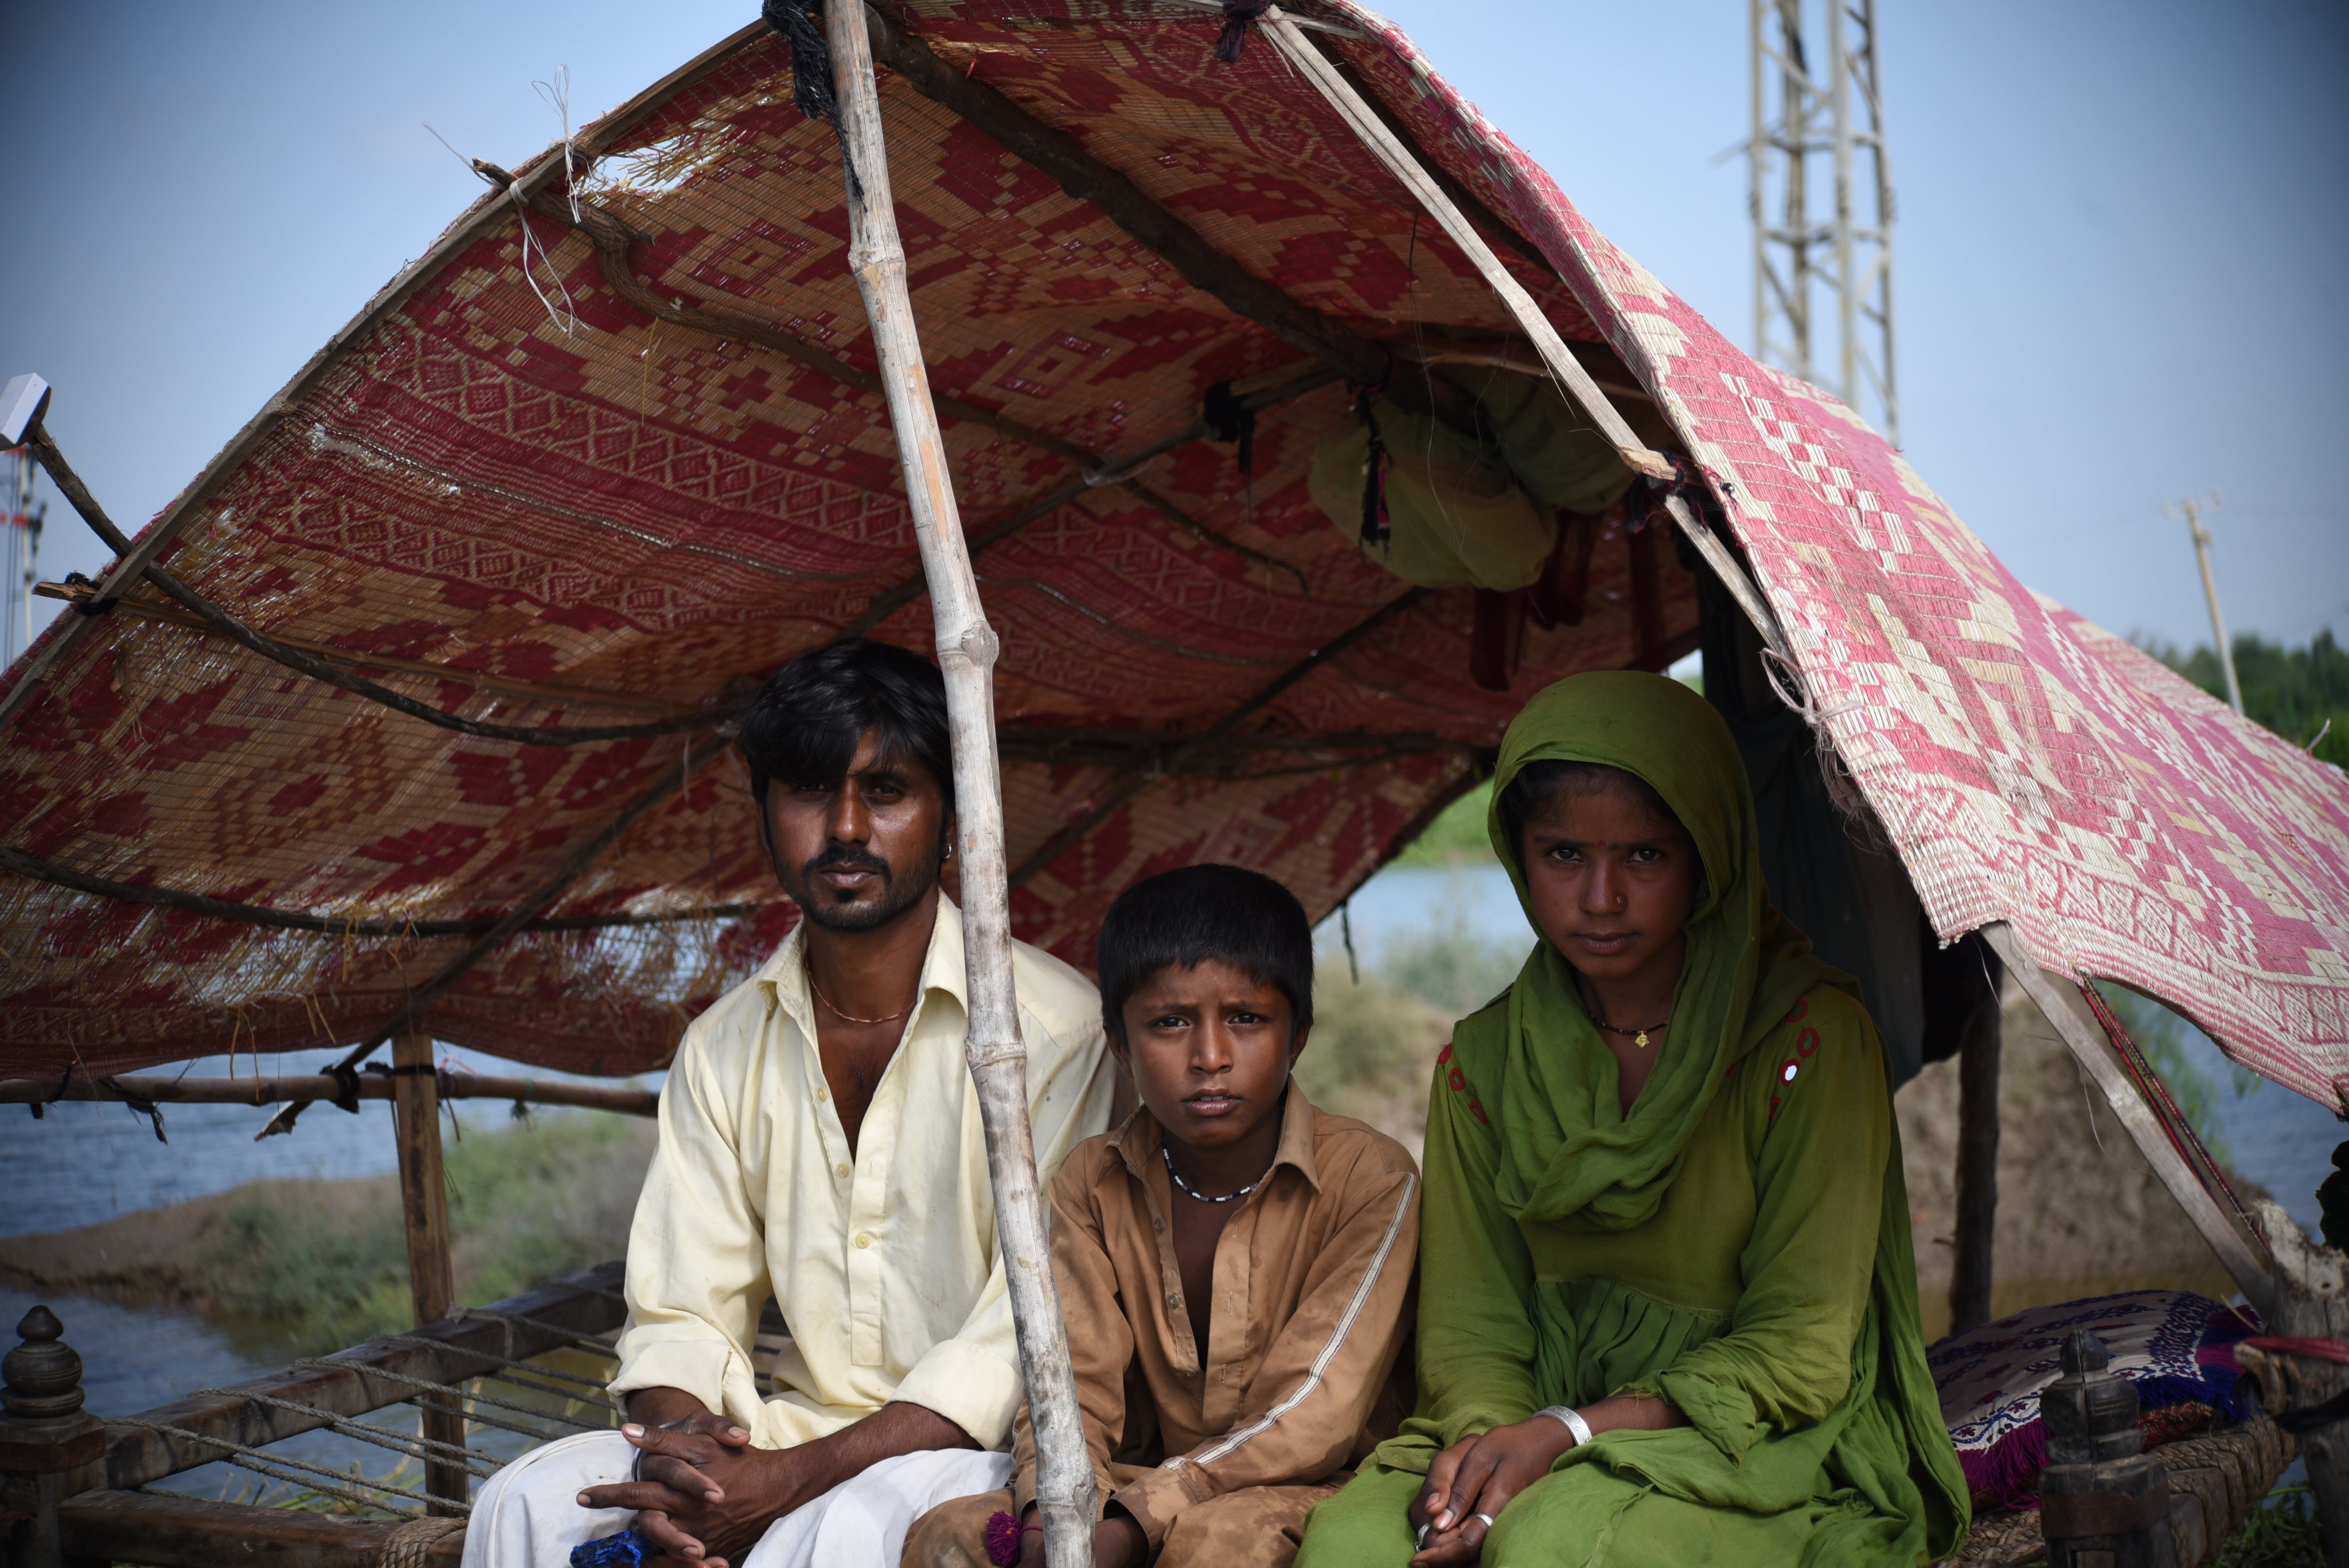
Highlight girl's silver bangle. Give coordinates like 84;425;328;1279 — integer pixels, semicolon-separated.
1536;1405;1594;1448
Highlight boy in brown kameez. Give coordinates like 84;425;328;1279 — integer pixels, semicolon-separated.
904;865;1420;1568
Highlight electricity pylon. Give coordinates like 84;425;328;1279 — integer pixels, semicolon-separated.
1749;0;1899;445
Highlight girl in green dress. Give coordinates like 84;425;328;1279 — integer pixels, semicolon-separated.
1294;671;1966;1567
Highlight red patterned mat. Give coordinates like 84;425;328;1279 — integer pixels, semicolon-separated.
1;1;2340;1097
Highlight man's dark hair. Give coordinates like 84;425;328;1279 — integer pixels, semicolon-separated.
1496;759;1680;863
736;638;954;812
1095;864;1314;1045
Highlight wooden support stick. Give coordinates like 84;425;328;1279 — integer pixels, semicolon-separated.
1981;923;2273;1316
822;9;1098;1566
0;1071;658;1116
1257;9;1673;481
60;1489;466;1567
389;1029;466;1513
1949;995;2002;1335
32;580;690;715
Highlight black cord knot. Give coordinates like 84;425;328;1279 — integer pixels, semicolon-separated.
1215;0;1272;63
1202;381;1257;477
762;0;863;202
1349;352;1396;550
64;570;111;617
327;1061;365;1113
762;0;841;123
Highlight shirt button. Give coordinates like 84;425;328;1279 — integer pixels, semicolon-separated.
836;1163;852;1180
1153;1216;1165;1233
856;1232;873;1249
816;1086;829;1102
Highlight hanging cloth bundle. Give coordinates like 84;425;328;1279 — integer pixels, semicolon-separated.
1213;0;1271;63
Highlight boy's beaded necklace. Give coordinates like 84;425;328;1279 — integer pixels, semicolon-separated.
1162;1144;1271;1205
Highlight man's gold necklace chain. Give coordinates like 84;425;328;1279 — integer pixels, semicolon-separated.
808;968;914;1027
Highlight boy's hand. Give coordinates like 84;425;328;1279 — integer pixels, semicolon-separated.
1407;1419;1577;1565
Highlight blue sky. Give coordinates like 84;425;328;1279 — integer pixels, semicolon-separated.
4;0;2342;662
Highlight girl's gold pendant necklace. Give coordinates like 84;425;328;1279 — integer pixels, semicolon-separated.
1581;981;1671;1048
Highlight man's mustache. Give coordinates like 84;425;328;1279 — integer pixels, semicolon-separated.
802;846;893;884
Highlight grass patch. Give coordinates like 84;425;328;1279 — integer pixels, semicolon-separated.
2216;1485;2325;1567
198;1109;655;1354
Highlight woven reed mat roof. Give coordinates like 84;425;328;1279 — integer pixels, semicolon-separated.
2;1;2343;1097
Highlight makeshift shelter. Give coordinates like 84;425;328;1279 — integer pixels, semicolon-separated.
2;1;2347;1562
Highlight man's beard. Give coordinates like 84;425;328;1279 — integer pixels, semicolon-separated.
793;840;943;934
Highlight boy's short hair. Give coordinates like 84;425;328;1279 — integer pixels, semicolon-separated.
1095;864;1314;1044
735;637;954;813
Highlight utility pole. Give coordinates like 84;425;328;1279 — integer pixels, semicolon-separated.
2170;492;2243;715
2;444;41;665
1749;0;1900;445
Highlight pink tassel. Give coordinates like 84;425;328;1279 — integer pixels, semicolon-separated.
984;1510;1023;1568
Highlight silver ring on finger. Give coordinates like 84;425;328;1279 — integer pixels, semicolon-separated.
1415;1522;1432;1550
1473;1512;1497;1530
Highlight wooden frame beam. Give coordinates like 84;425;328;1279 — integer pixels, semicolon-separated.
101;1264;623;1490
31;580;691;716
0;1071;658;1117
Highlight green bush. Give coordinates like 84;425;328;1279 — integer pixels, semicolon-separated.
2149;628;2349;767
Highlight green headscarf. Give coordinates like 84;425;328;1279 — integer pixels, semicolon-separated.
1481;670;1849;1230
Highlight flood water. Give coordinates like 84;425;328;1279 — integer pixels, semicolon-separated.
3;1050;643;1506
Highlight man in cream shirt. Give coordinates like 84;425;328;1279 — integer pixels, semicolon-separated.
466;638;1115;1568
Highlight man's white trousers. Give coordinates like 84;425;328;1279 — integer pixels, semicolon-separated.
461;1430;1012;1568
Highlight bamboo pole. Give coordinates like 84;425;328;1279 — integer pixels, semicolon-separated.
820;9;1098;1566
388;1029;466;1514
